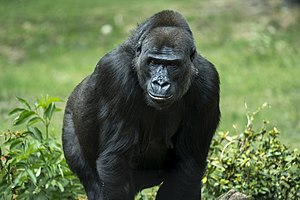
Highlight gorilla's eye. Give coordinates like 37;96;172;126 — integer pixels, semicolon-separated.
149;59;155;65
147;57;157;66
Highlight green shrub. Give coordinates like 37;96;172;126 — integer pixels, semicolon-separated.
137;103;300;199
1;98;299;200
0;96;84;199
202;103;300;199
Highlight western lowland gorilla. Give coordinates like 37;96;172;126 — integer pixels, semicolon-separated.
62;10;220;200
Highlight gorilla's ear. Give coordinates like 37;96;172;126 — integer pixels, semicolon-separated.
190;47;196;61
191;48;199;76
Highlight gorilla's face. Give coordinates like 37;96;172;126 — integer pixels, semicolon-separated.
136;27;196;109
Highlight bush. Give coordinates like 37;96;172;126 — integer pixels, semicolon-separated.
1;98;299;200
0;96;84;199
202;103;300;199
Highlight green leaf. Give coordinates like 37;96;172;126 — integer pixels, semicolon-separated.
57;181;65;192
202;176;208;184
9;139;23;149
55;107;62;112
50;153;63;165
27;127;43;141
48;96;63;103
14;110;36;126
13;171;27;187
284;155;293;162
35;167;42;177
25;168;37;185
15;162;28;169
16;97;32;110
27;116;43;126
8;108;26;116
58;164;64;177
45;182;50;189
44;102;56;121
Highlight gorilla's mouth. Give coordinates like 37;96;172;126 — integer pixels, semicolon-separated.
147;91;173;101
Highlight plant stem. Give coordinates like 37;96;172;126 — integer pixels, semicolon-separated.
45;120;49;139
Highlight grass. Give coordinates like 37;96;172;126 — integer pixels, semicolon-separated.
0;0;299;149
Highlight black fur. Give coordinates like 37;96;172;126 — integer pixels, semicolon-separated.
62;10;220;200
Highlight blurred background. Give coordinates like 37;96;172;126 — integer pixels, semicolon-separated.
0;0;299;148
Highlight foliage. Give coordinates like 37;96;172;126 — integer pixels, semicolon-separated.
136;103;300;200
1;97;300;199
0;96;84;200
8;96;62;139
135;187;159;200
202;103;300;199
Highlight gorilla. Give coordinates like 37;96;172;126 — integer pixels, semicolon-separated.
62;10;220;200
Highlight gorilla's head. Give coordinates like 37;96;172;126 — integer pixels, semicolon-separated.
135;25;196;110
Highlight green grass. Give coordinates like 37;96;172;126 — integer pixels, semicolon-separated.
0;0;299;149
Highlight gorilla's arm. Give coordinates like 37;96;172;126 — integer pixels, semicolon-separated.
64;45;141;199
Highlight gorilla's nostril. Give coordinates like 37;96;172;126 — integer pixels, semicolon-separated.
161;82;170;88
161;82;170;91
151;81;160;91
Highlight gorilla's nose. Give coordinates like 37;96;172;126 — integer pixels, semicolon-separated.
151;77;171;95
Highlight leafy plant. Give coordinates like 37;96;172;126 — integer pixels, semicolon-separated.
202;103;300;199
8;96;62;139
0;96;84;199
1;97;299;199
135;187;159;200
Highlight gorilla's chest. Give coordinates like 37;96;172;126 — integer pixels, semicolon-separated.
131;111;182;169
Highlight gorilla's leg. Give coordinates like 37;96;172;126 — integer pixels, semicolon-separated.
132;170;164;191
156;158;203;200
63;111;102;199
96;152;135;200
